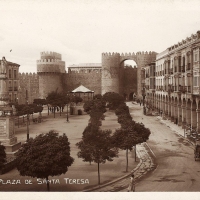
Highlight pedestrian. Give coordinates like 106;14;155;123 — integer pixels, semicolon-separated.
127;174;135;192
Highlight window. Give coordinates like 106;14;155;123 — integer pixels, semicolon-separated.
14;70;17;79
194;54;198;62
9;69;11;78
193;76;198;86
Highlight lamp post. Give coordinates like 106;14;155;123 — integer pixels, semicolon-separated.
66;92;70;122
66;103;69;122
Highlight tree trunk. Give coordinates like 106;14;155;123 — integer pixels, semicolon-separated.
46;176;50;191
98;162;100;185
60;106;61;116
27;114;29;141
126;148;128;172
48;106;49;115
135;145;137;162
18;116;19;128
54;107;55;118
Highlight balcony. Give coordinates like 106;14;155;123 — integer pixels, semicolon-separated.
8;87;12;91
181;66;185;72
170;69;173;74
167;85;174;94
14;87;18;91
180;86;187;93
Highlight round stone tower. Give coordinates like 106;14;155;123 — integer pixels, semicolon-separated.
101;52;121;95
37;51;65;99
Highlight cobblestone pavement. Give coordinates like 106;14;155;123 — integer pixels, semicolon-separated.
84;142;156;192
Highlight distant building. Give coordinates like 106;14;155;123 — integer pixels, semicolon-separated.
0;59;20;103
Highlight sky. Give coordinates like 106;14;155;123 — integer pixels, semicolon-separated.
0;0;200;73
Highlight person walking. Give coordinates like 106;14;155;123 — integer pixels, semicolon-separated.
127;174;135;192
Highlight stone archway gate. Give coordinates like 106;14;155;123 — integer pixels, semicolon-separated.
101;51;157;97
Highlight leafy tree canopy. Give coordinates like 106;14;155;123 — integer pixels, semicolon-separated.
70;95;83;105
16;130;74;179
115;103;129;116
33;99;47;106
84;99;106;127
93;94;103;100
103;92;125;110
76;127;118;164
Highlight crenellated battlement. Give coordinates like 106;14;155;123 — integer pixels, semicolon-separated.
37;59;65;64
168;30;200;52
102;52;120;57
102;51;157;57
40;51;62;60
19;72;38;77
37;52;65;74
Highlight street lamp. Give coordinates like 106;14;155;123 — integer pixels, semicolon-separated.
66;92;70;122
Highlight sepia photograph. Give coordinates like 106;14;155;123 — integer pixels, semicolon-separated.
0;0;200;199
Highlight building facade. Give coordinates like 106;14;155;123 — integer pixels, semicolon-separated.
145;30;200;132
0;58;20;104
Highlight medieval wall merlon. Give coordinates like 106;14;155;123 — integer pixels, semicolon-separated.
68;69;101;74
19;72;38;77
37;59;65;64
102;52;120;57
40;51;62;60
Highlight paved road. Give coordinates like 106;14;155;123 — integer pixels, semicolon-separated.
128;103;200;192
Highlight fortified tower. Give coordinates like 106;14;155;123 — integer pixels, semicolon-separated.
37;52;65;99
101;51;157;97
101;53;121;94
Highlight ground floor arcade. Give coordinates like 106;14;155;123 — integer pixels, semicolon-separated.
145;91;200;132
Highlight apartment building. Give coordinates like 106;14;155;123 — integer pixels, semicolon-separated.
145;31;200;131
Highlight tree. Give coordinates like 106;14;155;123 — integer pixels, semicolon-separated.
93;94;102;100
84;99;106;127
0;144;6;173
70;95;83;105
33;99;47;106
76;126;118;185
46;91;64;118
115;103;129;116
103;92;124;110
16;131;74;191
113;118;151;171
